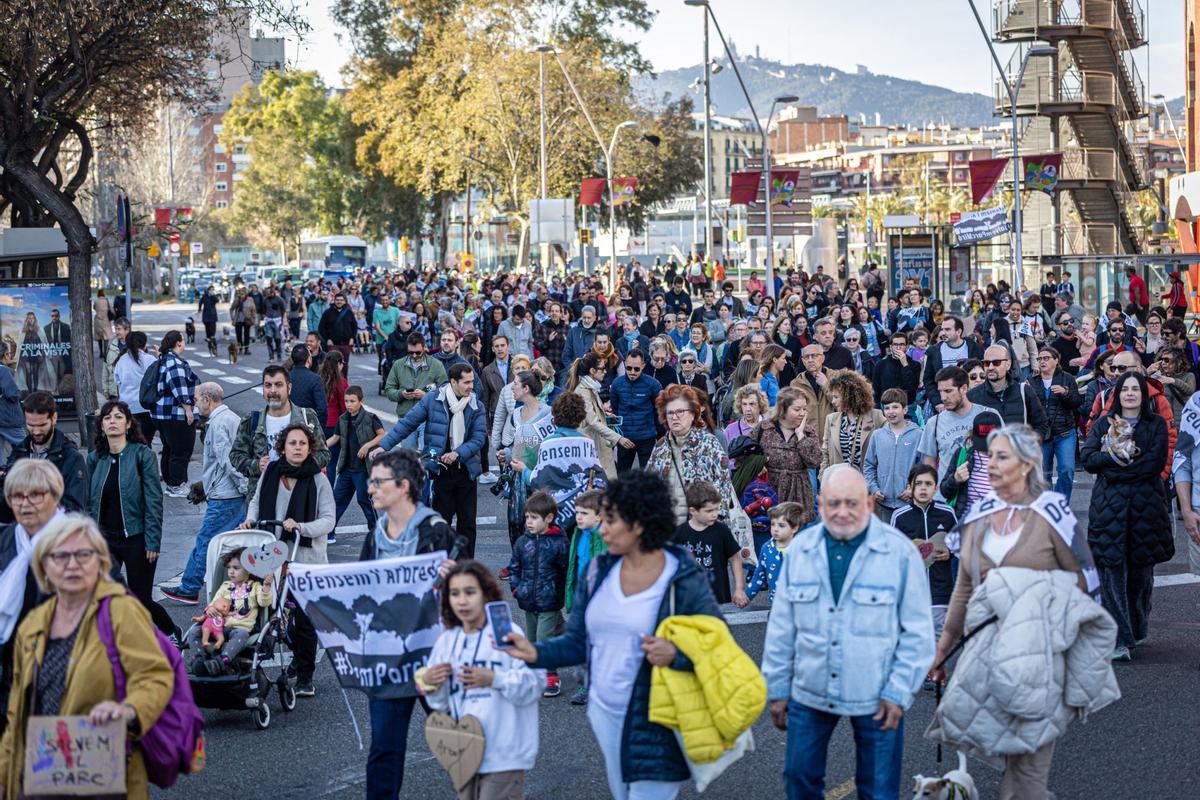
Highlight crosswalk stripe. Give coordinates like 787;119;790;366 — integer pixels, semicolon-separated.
362;402;398;424
241;367;260;375
353;363;376;372
222;375;251;384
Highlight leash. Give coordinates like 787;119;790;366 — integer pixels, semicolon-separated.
934;613;999;764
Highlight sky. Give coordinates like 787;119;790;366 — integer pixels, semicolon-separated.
291;0;1186;100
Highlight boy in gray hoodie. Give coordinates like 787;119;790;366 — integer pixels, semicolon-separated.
863;388;923;521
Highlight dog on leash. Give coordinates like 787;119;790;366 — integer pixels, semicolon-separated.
185;317;196;343
911;751;977;799
228;341;239;364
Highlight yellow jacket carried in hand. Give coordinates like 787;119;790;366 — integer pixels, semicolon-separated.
648;614;766;764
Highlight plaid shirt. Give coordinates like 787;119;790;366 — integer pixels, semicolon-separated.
151;351;198;421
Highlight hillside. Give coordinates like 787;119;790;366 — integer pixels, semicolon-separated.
636;56;1000;128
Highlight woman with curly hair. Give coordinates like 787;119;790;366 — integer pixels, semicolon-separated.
820;370;886;474
646;384;735;524
505;470;722;800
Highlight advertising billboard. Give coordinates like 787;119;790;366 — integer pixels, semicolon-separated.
0;280;74;412
888;233;936;296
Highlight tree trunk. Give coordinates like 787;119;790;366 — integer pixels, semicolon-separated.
6;158;99;420
436;193;451;270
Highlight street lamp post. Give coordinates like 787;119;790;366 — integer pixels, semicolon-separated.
531;46;550;281
967;0;1055;292
539;44;637;293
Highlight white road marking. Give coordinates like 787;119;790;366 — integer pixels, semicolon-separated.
362;402;398;424
241;367;261;375
1154;573;1200;587
222;375;251;384
353;362;376;372
726;610;771;626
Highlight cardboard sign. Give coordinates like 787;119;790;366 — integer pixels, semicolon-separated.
913;532;948;568
24;716;126;796
424;712;485;791
242;541;287;578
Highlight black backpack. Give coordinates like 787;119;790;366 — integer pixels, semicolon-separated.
139;356;165;410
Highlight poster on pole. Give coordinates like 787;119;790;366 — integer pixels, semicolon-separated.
950;247;972;297
953;205;1010;244
288;552;445;699
0;279;74;413
768;170;801;207
888;233;936;296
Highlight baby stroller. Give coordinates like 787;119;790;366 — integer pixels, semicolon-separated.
182;521;298;730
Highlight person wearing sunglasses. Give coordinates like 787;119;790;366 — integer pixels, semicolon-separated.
966;345;1049;440
1048;313;1082;375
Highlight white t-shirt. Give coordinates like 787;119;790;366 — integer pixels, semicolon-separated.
939;341;969;369
264;413;290;463
982;522;1020;565
585;551;678;713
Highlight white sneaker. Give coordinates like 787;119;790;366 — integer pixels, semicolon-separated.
163;484;189;498
478;472;498;485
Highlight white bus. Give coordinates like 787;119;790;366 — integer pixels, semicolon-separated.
299;235;368;274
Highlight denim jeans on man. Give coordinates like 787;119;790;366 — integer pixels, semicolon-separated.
366;696;419;799
1042;429;1076;500
179;497;246;594
784;701;904;800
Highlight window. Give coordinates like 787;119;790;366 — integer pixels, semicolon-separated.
215;162;227;173
213;124;224;134
234;143;247;155
215;181;228;192
214;143;226;154
215;200;229;209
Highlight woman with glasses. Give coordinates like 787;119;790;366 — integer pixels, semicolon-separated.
1034;347;1082;500
568;353;628;479
1138;311;1167;364
0;515;175;800
86;400;175;638
646;384;735;524
646;338;678;387
673;348;709;395
1083;348;1120;430
1083;371;1172;661
962;358;987;390
0;459;67;736
1149;348;1195;427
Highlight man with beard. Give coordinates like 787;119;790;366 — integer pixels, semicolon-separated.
0;391;88;522
230;365;330;488
534;301;570;371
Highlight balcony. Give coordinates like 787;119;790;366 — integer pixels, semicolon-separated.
994;0;1145;45
1060;147;1117;183
995;70;1118;114
1037;222;1119;254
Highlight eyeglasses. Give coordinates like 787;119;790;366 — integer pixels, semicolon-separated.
665;409;692;418
367;478;400;489
1109;329;1125;335
1057;319;1073;326
1113;364;1135;373
8;491;47;506
968;371;986;380
983;359;1008;367
44;549;99;567
679;358;696;364
1036;355;1055;362
843;337;860;343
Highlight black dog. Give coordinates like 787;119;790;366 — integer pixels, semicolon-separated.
185;317;196;344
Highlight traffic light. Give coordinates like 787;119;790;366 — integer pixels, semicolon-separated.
580;228;592;244
400;236;409;253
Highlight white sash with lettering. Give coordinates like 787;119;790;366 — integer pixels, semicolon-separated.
961;489;1100;595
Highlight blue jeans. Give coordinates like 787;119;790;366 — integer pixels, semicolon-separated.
366;696;418;799
1042;429;1077;500
334;470;377;530
783;701;905;800
179;496;246;594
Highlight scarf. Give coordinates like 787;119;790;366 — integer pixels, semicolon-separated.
537;379;555;403
593;340;616;368
257;457;322;547
443;384;471;450
960;489;1100;597
0;508;65;644
580;374;602;393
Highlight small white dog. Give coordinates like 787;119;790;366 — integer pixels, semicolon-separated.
911;751;978;800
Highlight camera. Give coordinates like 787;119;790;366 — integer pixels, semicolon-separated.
490;465;515;498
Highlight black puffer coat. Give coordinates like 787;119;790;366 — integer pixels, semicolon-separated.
1034;368;1083;437
507;525;568;613
1081;413;1173;567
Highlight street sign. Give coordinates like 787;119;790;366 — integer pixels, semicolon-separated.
147;243;160;258
168;240;181;255
191;242;203;254
461;253;475;271
883;214;921;228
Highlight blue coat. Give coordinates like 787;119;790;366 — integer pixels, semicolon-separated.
609;374;663;441
288;365;328;423
378;388;487;479
508;526;568;613
534;544;722;783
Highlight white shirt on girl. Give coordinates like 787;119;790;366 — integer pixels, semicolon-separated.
424;621;544;774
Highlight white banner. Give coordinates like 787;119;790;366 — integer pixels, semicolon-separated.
289;552;445;698
953;205;1011;244
529;434;607;528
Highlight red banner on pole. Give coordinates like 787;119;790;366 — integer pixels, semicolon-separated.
768;170;801;206
154;207;172;230
969;158;1009;205
612;177;639;207
730;170;762;205
579;178;605;207
1021;153;1062;197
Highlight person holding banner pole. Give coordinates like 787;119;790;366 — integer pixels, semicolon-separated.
241;423;335;699
359;449;455;800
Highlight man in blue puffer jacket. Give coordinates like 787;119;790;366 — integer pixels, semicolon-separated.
372;362;487;557
609;350;662;472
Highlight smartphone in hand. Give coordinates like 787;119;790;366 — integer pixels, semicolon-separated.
485;601;515;649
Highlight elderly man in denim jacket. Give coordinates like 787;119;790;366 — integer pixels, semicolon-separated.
762;467;934;800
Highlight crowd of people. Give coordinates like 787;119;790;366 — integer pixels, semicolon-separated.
0;255;1192;799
